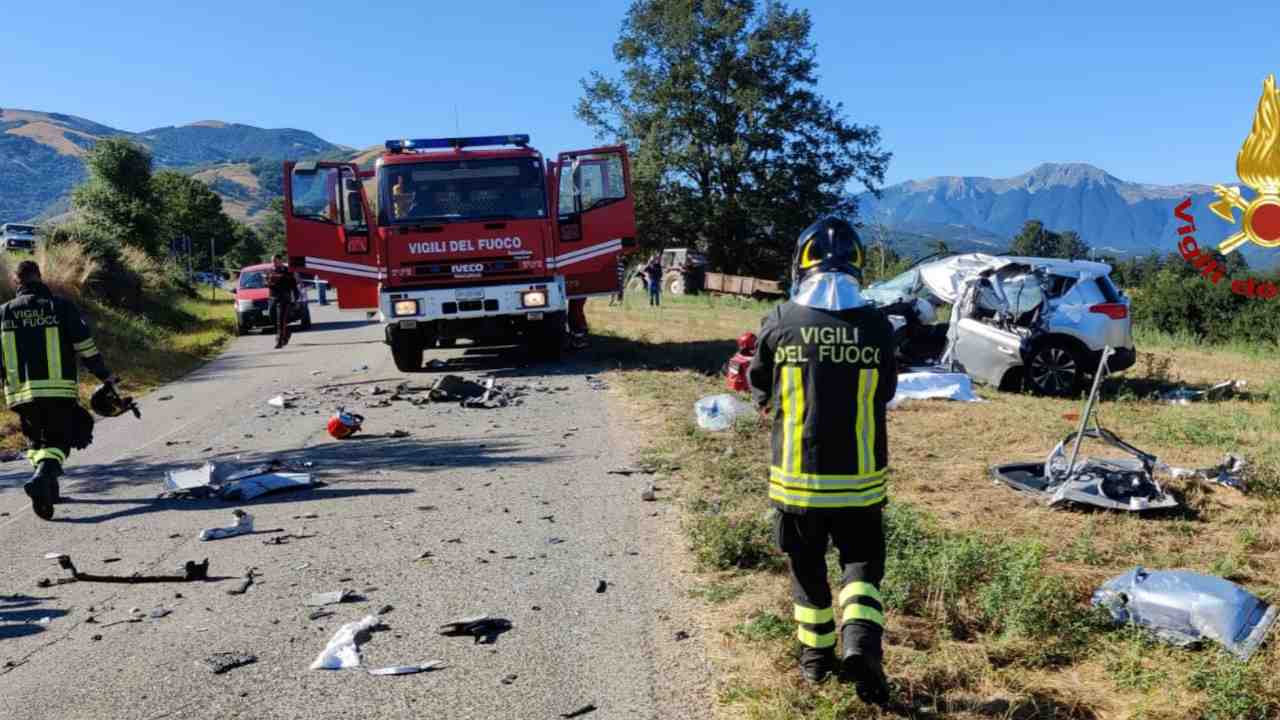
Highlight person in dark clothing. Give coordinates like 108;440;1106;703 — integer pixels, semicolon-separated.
0;261;116;520
267;255;299;349
609;255;626;306
747;218;896;702
644;256;663;307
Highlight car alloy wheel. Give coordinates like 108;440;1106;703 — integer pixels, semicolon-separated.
1029;345;1078;396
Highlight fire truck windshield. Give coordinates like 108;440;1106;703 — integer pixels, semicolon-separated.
381;157;546;224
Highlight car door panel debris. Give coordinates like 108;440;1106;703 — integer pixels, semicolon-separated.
310;614;382;670
1093;567;1277;660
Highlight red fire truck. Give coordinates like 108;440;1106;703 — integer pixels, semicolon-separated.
283;134;636;370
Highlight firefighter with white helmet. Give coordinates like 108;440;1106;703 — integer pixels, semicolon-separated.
747;217;896;701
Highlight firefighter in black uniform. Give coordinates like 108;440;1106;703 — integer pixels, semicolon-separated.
1;261;116;520
267;255;299;349
748;218;896;701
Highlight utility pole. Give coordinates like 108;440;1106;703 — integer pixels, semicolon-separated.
210;235;217;300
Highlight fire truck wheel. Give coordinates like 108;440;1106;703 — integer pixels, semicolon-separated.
390;331;425;372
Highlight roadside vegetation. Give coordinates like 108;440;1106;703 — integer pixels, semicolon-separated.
588;293;1280;720
0;133;251;450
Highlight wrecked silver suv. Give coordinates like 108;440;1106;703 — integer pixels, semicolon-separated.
863;254;1136;396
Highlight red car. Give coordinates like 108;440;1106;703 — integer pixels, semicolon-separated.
234;263;312;336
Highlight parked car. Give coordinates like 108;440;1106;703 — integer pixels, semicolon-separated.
234;263;311;336
1;223;37;251
862;253;1135;396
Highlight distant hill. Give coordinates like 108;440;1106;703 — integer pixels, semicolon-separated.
0;108;343;224
858;162;1268;264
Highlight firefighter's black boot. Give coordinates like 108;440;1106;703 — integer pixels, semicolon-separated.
798;647;836;683
23;460;60;521
839;650;890;705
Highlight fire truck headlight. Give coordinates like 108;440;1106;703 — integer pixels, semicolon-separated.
392;299;419;317
521;290;548;308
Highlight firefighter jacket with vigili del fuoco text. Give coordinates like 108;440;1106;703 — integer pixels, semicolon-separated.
747;301;897;513
0;282;110;408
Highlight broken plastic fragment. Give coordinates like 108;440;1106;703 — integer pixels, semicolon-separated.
694;394;754;431
268;395;287;409
310;614;381;670
200;652;257;674
304;590;353;607
368;661;445;676
1093;567;1277;660
198;510;254;541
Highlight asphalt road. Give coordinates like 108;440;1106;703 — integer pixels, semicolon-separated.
0;302;711;720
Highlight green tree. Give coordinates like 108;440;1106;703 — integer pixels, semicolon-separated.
71;137;159;257
224;222;266;272
152;170;235;271
577;0;890;278
258;197;287;258
1009;220;1093;259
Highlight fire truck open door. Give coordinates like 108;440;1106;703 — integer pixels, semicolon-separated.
553;147;637;297
284;161;380;309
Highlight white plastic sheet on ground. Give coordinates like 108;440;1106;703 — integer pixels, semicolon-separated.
1093;567;1277;660
889;372;982;408
310;614;380;670
694;394;755;431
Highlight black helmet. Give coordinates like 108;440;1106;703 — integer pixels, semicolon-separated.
91;383;137;418
791;217;865;289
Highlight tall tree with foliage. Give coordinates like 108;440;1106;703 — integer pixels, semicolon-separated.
577;0;890;278
71;137;160;257
223;222;267;272
152;170;236;271
257;198;287;258
1009;220;1093;259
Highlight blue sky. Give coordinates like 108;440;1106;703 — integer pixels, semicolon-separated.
2;0;1277;187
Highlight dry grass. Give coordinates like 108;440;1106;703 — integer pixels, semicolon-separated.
0;244;235;450
588;293;1280;720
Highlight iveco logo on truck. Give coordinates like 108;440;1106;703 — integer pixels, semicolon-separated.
452;263;485;274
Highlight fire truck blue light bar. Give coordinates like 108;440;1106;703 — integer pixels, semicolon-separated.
386;135;530;152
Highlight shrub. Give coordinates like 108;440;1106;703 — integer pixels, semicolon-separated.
690;511;781;571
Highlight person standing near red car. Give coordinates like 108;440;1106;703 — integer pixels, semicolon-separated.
267;255;298;349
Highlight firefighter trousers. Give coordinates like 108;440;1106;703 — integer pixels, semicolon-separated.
274;299;293;347
774;505;886;658
15;398;79;470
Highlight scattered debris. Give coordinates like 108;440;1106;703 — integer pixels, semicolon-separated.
294;512;320;519
149;608;171;619
640;485;656;502
585;376;609;391
547;538;565;545
1160;379;1246;405
227;571;256;596
429;375;486;401
267;395;288;409
198;510;254;541
157;395;174;401
352;364;369;372
694;394;754;431
501;673;519;685
310;614;381;670
304;590;355;607
102;557;122;564
561;704;598;718
368;661;445;676
163;459;317;501
438;615;512;644
991;348;1178;512
200;653;257;674
888;371;983;407
1093;567;1277;661
43;552;210;584
596;580;608;594
674;630;690;641
389;429;410;438
1161;454;1250;493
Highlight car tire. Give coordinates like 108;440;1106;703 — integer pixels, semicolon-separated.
390;332;424;372
1025;340;1084;397
235;315;248;336
299;306;312;330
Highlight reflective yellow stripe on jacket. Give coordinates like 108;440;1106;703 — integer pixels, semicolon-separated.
780;366;804;474
855;368;879;475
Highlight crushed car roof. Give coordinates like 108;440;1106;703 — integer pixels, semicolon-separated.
916;253;1113;304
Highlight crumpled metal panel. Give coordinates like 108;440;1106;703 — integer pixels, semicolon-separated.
1093;567;1277;660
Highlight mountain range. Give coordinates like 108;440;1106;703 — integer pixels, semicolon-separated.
2;108;1263;265
0;108;343;224
856;162;1255;263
